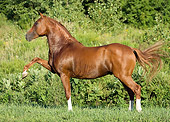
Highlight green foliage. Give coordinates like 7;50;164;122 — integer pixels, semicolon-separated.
87;0;123;32
1;64;169;107
132;64;170;108
0;0;38;29
121;0;170;28
0;0;88;29
71;76;128;107
0;68;66;106
1;0;170;29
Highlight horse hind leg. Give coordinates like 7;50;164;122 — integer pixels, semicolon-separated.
119;76;142;112
121;83;134;111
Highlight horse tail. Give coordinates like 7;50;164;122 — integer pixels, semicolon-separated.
133;41;163;81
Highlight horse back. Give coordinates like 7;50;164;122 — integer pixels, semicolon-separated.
52;43;136;79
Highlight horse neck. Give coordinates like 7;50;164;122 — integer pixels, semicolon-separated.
46;27;82;54
45;18;84;53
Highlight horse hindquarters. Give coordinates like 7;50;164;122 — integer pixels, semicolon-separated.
118;76;142;112
108;44;142;112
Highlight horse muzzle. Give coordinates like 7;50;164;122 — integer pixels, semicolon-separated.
25;31;38;42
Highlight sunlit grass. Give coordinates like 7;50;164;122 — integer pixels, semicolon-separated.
0;104;169;122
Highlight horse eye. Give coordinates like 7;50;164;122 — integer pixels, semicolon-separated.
34;22;38;26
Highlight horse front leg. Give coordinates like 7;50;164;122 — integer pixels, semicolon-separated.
60;73;72;111
22;57;52;79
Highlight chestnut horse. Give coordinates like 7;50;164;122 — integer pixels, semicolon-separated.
23;13;162;112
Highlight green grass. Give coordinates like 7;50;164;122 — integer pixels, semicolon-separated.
0;104;169;122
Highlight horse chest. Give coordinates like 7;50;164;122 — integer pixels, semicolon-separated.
51;53;73;74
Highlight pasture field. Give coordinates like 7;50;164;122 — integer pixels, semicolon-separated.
0;104;169;122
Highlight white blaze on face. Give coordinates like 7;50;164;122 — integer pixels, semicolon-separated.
136;99;142;112
68;97;72;111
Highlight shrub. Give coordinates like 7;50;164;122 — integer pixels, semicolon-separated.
0;0;89;29
0;68;66;106
1;0;170;29
121;0;170;28
1;65;169;108
87;0;123;32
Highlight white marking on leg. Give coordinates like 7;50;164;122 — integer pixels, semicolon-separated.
136;99;142;112
68;97;72;111
22;70;28;78
129;100;134;111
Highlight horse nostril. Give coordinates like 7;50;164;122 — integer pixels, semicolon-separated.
25;34;31;41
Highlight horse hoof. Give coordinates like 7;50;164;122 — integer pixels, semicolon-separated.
22;70;28;79
136;108;142;112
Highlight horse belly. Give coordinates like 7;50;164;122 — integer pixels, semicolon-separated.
72;68;109;79
72;58;110;79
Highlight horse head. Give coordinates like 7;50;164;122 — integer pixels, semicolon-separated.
26;13;47;41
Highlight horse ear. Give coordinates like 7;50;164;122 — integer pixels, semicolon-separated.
40;13;44;18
